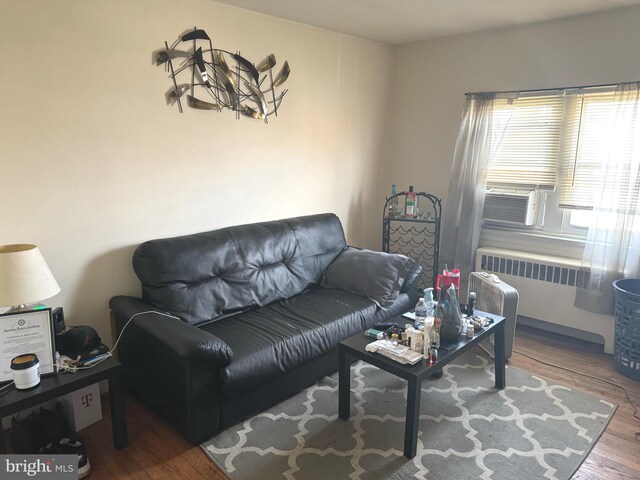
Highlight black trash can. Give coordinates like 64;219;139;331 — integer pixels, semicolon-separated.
612;278;640;380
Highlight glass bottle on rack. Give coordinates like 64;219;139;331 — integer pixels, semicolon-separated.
405;186;416;218
388;184;399;218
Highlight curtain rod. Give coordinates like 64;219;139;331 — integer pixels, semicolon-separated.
465;81;632;97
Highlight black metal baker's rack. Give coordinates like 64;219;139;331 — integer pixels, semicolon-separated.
382;192;442;291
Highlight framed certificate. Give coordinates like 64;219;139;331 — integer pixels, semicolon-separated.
0;309;56;384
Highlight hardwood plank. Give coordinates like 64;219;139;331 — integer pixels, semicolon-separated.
83;396;216;480
579;452;640;480
510;325;640;480
597;431;640;457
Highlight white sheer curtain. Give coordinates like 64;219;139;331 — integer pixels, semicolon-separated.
440;93;516;279
576;82;640;314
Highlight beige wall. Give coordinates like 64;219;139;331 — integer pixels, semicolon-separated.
387;6;640;206
386;6;640;348
5;1;639;346
0;0;392;339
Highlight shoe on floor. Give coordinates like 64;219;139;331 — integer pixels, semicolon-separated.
39;435;91;479
59;436;91;479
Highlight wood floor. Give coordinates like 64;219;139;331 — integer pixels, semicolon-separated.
13;325;640;479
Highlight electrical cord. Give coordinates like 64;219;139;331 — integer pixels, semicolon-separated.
0;311;181;390
513;349;640;440
56;310;181;372
0;381;15;394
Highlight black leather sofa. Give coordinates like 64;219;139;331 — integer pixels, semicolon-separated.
110;213;421;443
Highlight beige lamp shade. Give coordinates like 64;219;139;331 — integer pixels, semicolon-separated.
0;244;61;308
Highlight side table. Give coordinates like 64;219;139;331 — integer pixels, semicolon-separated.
0;357;127;453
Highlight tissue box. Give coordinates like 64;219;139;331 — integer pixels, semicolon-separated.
60;383;102;432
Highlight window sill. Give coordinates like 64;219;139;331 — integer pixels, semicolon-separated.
479;225;585;260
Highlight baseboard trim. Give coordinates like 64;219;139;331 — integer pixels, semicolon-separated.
516;315;606;351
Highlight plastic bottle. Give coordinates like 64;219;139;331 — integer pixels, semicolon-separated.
436;283;464;339
414;297;427;327
430;342;438;365
467;291;477;316
466;320;474;338
423;316;434;358
405;186;416;218
424;288;435;318
432;316;441;348
388;184;399;217
408;326;423;353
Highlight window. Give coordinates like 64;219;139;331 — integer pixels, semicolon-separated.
488;95;563;190
484;87;640;236
560;92;640;213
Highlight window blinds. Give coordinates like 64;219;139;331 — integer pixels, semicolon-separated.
558;91;640;211
487;95;563;189
486;87;640;212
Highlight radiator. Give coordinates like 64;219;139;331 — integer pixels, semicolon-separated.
475;247;615;354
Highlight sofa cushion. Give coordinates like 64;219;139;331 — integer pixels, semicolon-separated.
285;215;349;284
322;247;416;308
200;287;377;394
132;214;347;326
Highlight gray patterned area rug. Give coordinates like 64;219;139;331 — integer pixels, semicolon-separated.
201;351;616;480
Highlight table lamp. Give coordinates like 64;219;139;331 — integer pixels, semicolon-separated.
0;244;61;313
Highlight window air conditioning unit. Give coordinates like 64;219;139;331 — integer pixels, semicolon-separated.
482;189;537;226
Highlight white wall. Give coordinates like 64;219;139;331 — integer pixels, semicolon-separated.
0;0;393;340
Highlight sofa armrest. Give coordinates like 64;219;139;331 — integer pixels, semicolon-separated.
109;296;233;365
109;295;231;443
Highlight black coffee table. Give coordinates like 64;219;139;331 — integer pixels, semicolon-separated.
338;311;505;458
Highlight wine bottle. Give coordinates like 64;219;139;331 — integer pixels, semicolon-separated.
388;184;399;217
405;186;416;218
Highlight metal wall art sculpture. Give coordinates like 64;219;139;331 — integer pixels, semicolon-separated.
155;28;290;121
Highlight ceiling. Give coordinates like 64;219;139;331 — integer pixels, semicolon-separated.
214;0;640;45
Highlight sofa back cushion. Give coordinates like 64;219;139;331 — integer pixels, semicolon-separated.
132;213;347;325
